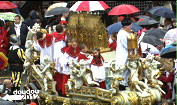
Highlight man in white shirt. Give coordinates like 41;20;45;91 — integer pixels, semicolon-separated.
8;15;29;49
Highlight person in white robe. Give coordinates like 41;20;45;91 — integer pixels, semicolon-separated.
33;32;54;66
116;18;132;87
59;38;80;95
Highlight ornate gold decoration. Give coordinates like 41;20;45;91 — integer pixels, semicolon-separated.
111;94;125;105
45;96;52;105
148;90;155;104
128;92;139;105
63;98;70;105
142;96;151;105
66;12;109;53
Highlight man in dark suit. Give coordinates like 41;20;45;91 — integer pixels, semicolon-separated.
8;15;29;50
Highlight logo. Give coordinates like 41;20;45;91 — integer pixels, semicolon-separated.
5;89;40;101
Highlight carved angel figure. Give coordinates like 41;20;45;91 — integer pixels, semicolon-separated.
26;23;41;40
23;40;33;74
41;55;54;91
148;60;166;94
127;59;149;94
67;60;99;91
104;58;125;94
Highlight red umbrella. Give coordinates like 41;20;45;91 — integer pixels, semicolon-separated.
0;1;17;9
108;4;140;15
70;1;110;11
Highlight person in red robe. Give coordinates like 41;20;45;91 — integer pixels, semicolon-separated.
0;19;9;57
61;38;72;54
59;20;67;41
60;38;80;96
52;24;65;95
90;48;106;89
77;44;89;62
108;32;117;51
158;71;174;99
33;32;55;65
77;43;90;86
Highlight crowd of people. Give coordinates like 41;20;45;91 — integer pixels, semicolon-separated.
0;2;176;105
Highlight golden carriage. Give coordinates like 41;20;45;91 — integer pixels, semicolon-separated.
24;12;165;105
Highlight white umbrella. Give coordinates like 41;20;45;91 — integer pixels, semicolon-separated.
47;2;67;11
70;1;110;12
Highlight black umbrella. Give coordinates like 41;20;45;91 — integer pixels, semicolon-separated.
160;46;176;58
45;7;69;17
136;16;159;26
141;35;164;47
144;28;168;39
148;6;175;18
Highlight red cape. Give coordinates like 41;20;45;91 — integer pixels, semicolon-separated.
38;34;54;48
109;41;117;51
65;46;80;58
78;53;89;62
90;56;104;66
52;32;64;42
0;27;9;56
61;46;69;54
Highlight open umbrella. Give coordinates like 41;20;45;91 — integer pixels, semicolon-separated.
108;4;140;15
141;35;164;47
0;1;17;9
106;22;142;35
148;6;175;18
45;7;70;17
160;45;176;58
136;16;159;26
47;2;68;11
70;1;110;11
144;28;168;39
0;12;24;21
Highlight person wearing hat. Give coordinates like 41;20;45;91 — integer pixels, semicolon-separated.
115;17;132;90
59;20;68;42
8;34;26;91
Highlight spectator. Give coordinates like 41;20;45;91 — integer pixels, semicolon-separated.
108;32;117;51
158;70;174;99
164;18;174;30
12;1;21;15
59;20;68;42
8;15;29;50
61;13;69;21
8;34;26;90
24;10;39;28
0;19;9;57
3;79;13;95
